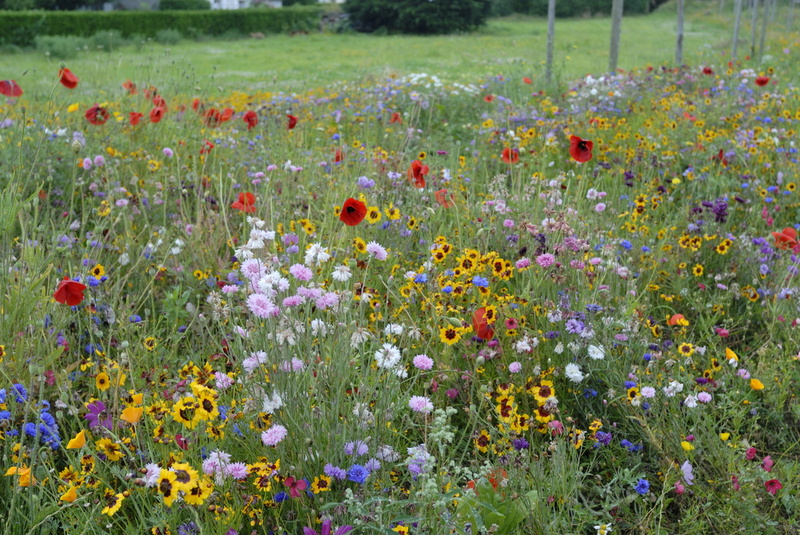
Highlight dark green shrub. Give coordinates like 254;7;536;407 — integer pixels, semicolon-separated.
345;0;492;34
88;29;128;51
154;27;182;44
0;7;324;46
34;34;84;59
159;0;210;10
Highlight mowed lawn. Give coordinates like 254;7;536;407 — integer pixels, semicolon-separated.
0;4;779;97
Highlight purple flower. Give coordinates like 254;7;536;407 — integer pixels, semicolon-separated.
347;464;369;484
302;518;353;535
84;400;112;429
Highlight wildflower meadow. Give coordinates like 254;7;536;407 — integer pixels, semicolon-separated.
1;11;800;535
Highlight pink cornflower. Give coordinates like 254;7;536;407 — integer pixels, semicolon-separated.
315;292;340;310
536;253;555;267
261;424;288;446
247;293;279;318
163;147;173;157
408;396;433;414
289;263;313;281
366;241;388;260
225;462;249;480
412;354;434;370
508;361;522;373
503;219;515;228
82;158;93;170
515;257;531;269
214;372;234;391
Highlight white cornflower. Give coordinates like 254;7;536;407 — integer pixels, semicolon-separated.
565;363;585;383
375;343;401;369
332;264;352;282
588;344;605;360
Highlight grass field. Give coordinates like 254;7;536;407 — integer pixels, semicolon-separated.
1;2;793;96
1;2;800;534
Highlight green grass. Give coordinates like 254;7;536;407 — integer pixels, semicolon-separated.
0;3;788;97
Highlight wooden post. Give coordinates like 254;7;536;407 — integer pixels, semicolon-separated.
758;0;769;61
609;0;624;72
676;0;685;65
732;0;743;59
750;0;759;59
546;0;556;83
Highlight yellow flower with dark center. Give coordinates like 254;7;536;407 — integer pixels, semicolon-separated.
438;326;462;345
353;237;367;254
678;342;695;356
95;372;110;391
80;455;95;474
172;397;200;429
366;206;381;224
101;488;125;516
96;438;124;461
474;429;491;453
692;264;704;277
385;204;401;220
298;218;316;236
144;337;157;351
482;305;498;325
157;470;180;506
193;269;207;280
627;387;640;402
91;264;105;278
206;422;225;440
311;474;332;493
170;462;199;492
741;285;759;302
196;392;220;421
184;476;213;505
406;216;417;231
392;525;410;535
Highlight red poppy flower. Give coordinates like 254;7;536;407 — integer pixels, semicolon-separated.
53;277;87;306
472;307;495;340
568;135;593;163
755;76;770;86
666;313;685;326
284;476;307;498
231;192;256;213
122;79;137;95
501;147;519;164
0;80;23;98
340;197;367;226
143;86;158;100
200;140;215;154
334;149;344;163
390;112;402;124
149;107;165;124
243;111;258;130
435;189;454;208
711;149;728;167
702;66;714;75
129;111;143;126
407;159;429;188
220;108;234;123
523;76;533;84
765;479;783;495
287;114;298;130
152;95;167;111
59;68;79;89
85;104;109;126
483;95;494;103
192;98;203;112
204;108;222;128
772;227;798;251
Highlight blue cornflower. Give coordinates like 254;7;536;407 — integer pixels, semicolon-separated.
347;464;370;484
414;273;428;284
512;438;529;450
442;285;453;294
129;314;142;323
620;240;633;250
635;478;650;495
595;431;612;445
471;276;489;287
273;491;289;503
11;384;27;403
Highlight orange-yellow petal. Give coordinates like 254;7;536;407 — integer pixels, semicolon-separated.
67;430;87;449
750;378;765;390
725;348;739;362
120;407;144;424
60;486;78;502
131;393;144;406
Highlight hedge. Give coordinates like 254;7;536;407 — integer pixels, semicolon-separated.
0;6;324;46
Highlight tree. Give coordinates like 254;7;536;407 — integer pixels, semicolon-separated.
345;0;492;34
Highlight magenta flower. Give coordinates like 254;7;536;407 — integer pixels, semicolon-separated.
284;476;307;498
765;479;783;495
302;519;353;535
84;400;112;429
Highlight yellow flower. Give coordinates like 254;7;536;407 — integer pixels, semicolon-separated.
725;348;739;363
120;406;144;424
101;489;125;516
95;438;124;461
719;433;731;441
311;474;332;493
67;430;87;449
91;264;105;278
5;466;36;487
750;378;765;390
60;486;79;503
157;470;180;506
438;325;463;345
96;372;111;391
681;441;694;451
67;103;80;113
